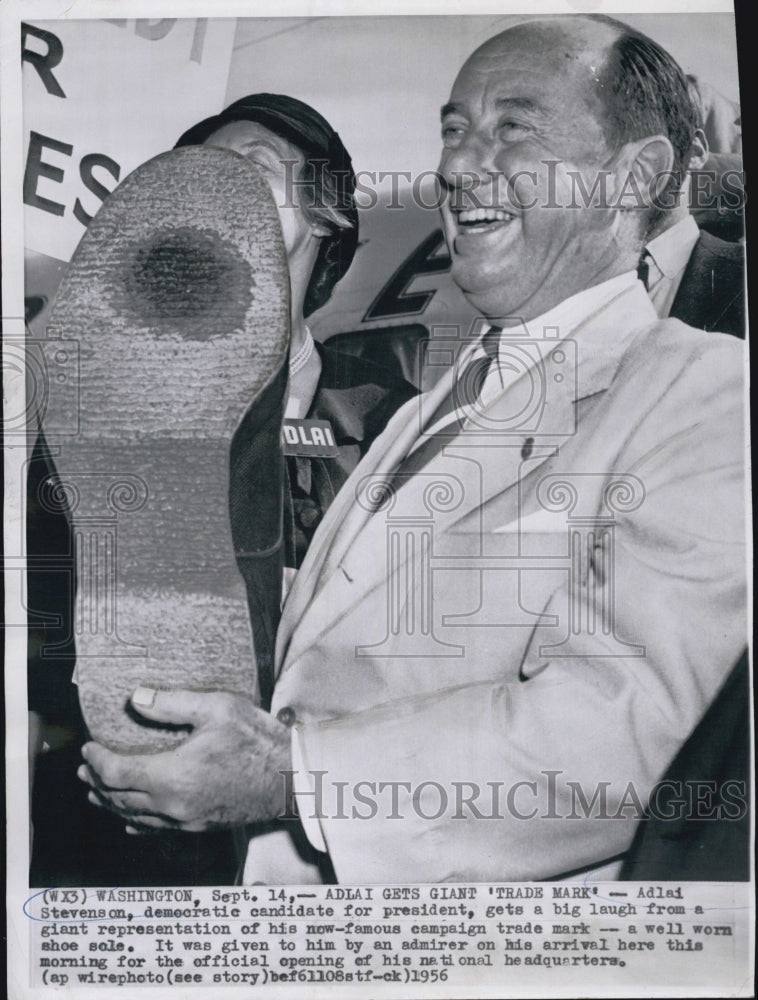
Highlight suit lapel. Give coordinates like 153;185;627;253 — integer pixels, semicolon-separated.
277;282;657;672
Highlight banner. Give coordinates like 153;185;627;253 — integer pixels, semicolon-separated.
22;18;236;262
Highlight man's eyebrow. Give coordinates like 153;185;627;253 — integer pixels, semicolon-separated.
239;139;281;155
441;97;550;121
440;102;462;120
494;97;550;119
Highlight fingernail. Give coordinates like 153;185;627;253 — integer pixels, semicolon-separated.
81;744;90;759
132;686;156;709
125;825;138;836
77;765;89;782
87;791;99;806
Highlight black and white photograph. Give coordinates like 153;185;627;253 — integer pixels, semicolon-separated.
2;0;752;996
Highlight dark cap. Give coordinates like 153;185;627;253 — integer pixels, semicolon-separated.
175;93;358;315
176;94;349;170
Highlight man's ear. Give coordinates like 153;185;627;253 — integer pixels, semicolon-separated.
688;128;710;171
610;135;676;211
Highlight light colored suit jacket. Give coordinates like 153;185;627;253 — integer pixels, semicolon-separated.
253;281;745;883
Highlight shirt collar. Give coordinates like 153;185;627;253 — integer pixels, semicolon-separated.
644;215;700;280
472;270;640;412
518;271;639;344
473;271;638;362
289;325;315;377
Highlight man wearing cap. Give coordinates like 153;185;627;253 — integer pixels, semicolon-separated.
45;94;411;885
81;18;745;883
175;94;416;573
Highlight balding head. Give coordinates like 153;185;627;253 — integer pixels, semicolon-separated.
470;17;618;93
460;17;619;130
437;15;686;320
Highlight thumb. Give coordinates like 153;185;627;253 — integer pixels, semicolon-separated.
130;687;214;727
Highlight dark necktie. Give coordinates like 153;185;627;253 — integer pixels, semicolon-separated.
636;251;650;291
397;326;501;476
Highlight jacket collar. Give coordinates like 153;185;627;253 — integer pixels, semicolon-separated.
309;342;368;443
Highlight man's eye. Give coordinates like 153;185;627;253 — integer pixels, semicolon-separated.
242;148;280;174
247;155;272;171
441;123;465;145
499;121;531;139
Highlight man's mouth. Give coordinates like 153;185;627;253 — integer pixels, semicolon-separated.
455;207;516;234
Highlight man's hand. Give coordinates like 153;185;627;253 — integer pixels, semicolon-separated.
77;688;292;833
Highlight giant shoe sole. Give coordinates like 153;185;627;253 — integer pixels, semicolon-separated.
39;145;289;752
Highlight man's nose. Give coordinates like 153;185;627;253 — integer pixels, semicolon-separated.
439;132;496;204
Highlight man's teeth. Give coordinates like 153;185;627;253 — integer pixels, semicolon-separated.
457;208;515;225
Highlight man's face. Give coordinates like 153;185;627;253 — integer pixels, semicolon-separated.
204;121;315;261
438;22;622;322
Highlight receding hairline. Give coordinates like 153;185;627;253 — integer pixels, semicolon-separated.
468;15;623;65
449;17;622;132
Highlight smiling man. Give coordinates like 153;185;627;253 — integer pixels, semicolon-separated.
437;18;695;321
81;16;746;884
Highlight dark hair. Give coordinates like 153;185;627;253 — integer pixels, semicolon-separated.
175;94;358;316
588;15;699;190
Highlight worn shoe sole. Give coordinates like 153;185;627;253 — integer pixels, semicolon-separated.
40;145;289;752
